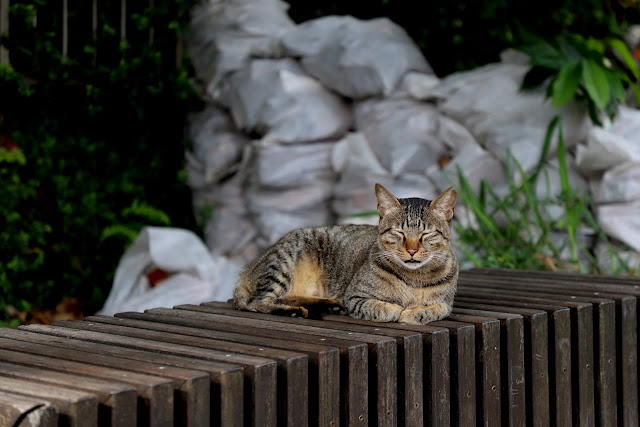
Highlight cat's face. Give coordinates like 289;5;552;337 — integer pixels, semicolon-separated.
375;184;457;271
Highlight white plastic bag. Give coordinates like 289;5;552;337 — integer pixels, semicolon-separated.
98;227;240;315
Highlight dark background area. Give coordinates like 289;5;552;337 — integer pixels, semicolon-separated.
1;0;639;324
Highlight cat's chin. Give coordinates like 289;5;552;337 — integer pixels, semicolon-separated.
400;258;428;270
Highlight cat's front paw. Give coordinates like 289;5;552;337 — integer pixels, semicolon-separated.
399;303;451;325
365;301;404;322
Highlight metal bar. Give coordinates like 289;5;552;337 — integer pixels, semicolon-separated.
62;0;68;57
120;0;126;41
0;0;9;65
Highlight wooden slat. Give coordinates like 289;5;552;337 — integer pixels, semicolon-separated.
188;302;399;426
88;313;325;427
0;360;137;426
463;268;639;426
319;311;452;426
460;274;622;425
458;284;595;425
0;376;97;427
0;390;58;427
1;327;242;427
0;329;210;427
58;318;309;426
173;304;369;425
447;314;501;427
0;341;174;426
453;307;526;426
429;320;476;427
174;305;424;425
454;299;553;426
21;323;277;427
115;309;342;427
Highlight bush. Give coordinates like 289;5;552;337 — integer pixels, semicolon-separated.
0;0;202;324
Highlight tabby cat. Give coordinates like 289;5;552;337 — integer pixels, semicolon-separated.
232;184;458;324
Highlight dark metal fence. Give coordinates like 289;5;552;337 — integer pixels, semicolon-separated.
0;0;182;71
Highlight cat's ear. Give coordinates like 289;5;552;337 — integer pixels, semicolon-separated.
375;184;402;217
430;187;457;221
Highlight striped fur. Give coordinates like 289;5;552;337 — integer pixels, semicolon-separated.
233;184;458;324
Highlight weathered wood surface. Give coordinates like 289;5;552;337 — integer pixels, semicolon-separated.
0;268;636;426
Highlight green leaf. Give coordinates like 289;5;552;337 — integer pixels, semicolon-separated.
518;41;565;69
630;84;640;106
551;61;581;107
607;38;640;80
605;69;626;103
581;58;610;110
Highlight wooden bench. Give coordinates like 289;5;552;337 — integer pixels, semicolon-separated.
0;268;637;426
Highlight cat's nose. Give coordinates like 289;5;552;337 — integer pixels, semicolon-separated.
407;248;418;256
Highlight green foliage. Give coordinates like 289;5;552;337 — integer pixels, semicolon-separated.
101;200;172;247
519;34;640;124
286;0;640;76
0;0;202;323
453;117;631;274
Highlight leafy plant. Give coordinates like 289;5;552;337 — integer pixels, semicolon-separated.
453;117;631;274
101;199;172;247
518;33;640;124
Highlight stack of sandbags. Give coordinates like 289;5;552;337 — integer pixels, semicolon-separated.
575;106;640;268
186;0;639;272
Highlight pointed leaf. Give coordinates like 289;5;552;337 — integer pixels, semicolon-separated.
630;84;640;106
518;41;564;69
607;38;640;80
551;61;582;106
582;58;610;110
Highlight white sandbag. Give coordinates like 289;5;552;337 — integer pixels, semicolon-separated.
431;62;591;174
187;106;249;184
597;201;640;252
244;140;337;244
331;133;439;221
247;140;337;187
429;143;506;194
596;161;640;203
594;240;640;274
218;59;351;143
281;16;433;99
98;227;240;315
187;0;294;88
576;107;640;173
398;71;441;100
437;114;480;154
354;98;447;175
